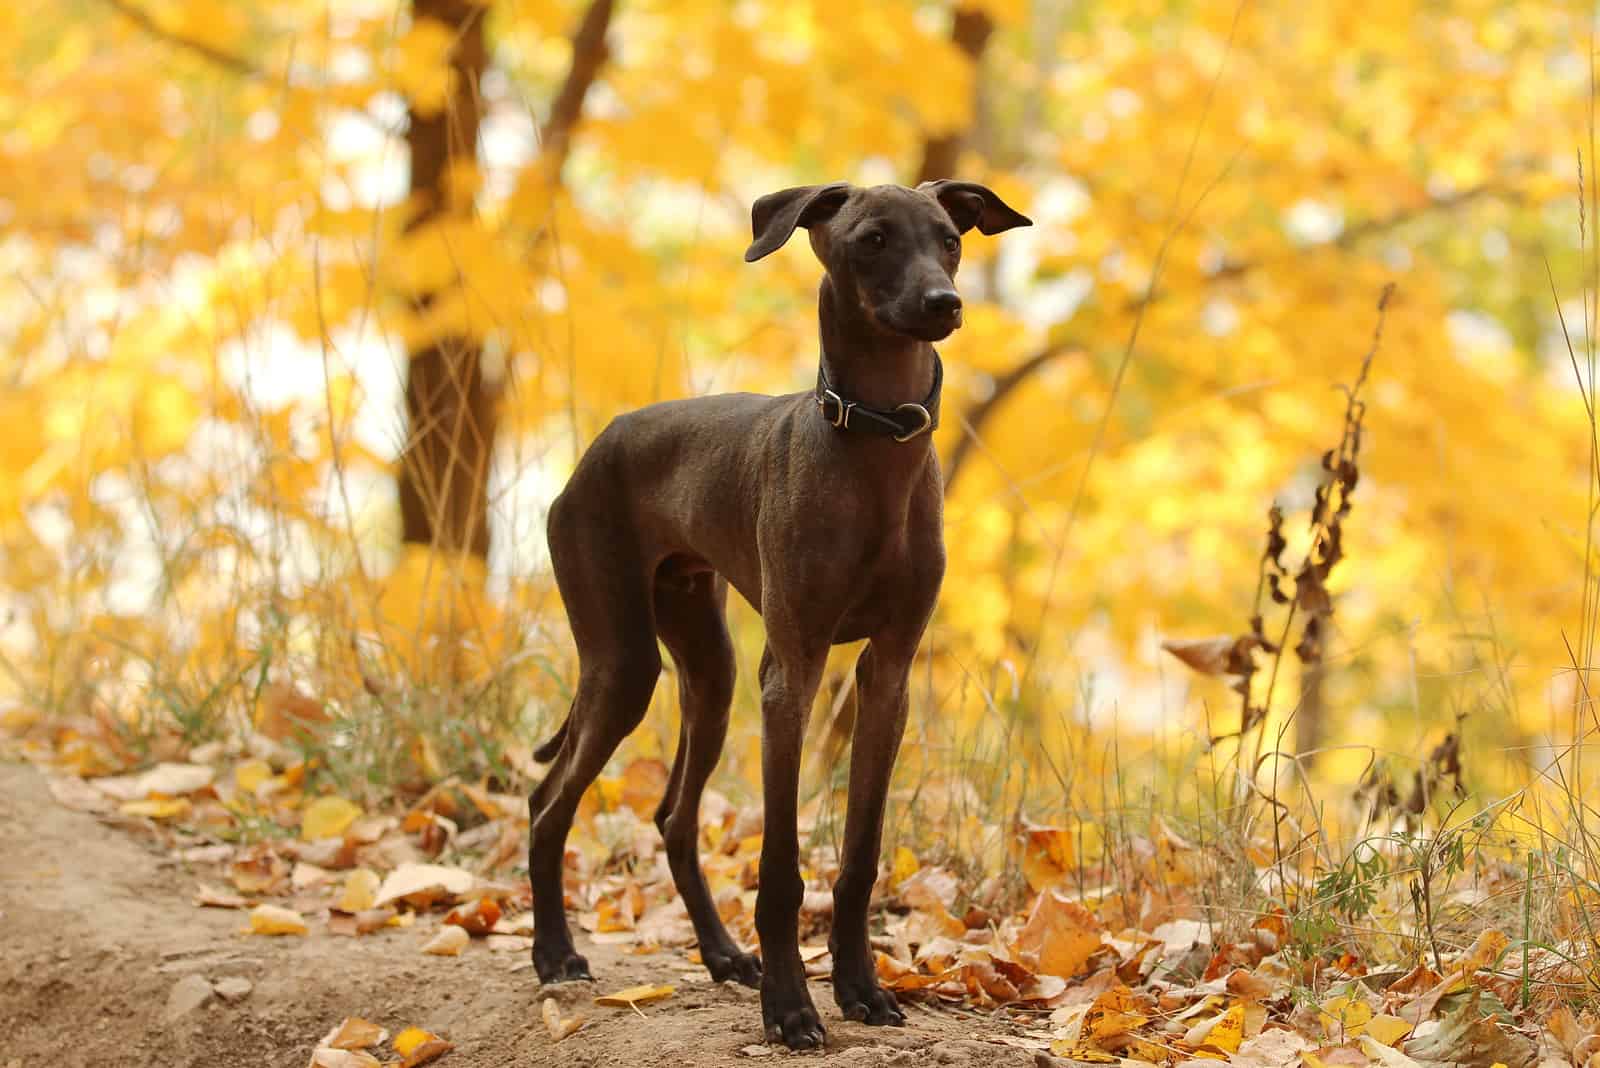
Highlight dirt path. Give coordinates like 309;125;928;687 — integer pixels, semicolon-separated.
0;761;1037;1067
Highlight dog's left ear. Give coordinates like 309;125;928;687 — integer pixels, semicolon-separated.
745;182;852;262
918;180;1032;235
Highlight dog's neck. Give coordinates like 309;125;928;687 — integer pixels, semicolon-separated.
816;276;938;413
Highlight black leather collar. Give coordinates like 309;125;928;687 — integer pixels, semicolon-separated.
815;353;942;443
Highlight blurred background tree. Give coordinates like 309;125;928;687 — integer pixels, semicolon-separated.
0;0;1592;809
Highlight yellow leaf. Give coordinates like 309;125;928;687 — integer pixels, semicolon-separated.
392;1028;438;1057
248;904;308;936
1366;1014;1413;1046
302;796;362;841
1319;993;1375;1038
594;984;675;1007
338;868;381;913
119;798;192;820
1194;1004;1246;1053
1456;929;1509;974
234;759;272;795
891;846;919;886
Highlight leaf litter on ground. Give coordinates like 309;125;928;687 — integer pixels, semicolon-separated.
11;730;1598;1067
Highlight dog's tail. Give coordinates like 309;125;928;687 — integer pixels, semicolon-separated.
533;717;570;764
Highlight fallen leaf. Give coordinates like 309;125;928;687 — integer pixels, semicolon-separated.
234;759;273;795
1320;993;1376;1039
292;861;335;891
444;898;501;936
248;904;308;936
401;1039;452;1068
374;863;475;910
1454;929;1510;975
392;1028;440;1057
1360;1034;1424;1068
422;925;469;956
1404;993;1537;1068
542;998;585;1041
337;869;381;913
1188;1003;1246;1054
312;1050;381;1068
1016;890;1102;979
619;758;670;817
302;796;363;841
192;883;249;909
899;865;960;912
119;797;192;820
230;844;290;895
323;1017;387;1051
1366;1015;1413;1047
594;984;675;1007
1231;1028;1315;1068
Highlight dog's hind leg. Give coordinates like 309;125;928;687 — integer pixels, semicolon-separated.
529;496;662;985
652;573;762;987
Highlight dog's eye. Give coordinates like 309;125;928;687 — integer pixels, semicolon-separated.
943;235;960;254
862;231;886;251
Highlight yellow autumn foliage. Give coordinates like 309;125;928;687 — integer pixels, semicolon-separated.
0;0;1594;839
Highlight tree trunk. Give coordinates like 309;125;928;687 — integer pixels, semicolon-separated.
914;7;994;186
399;0;492;558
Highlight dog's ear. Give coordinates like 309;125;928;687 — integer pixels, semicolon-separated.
918;180;1032;235
744;183;852;262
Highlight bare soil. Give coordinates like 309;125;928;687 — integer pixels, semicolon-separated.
0;761;1036;1067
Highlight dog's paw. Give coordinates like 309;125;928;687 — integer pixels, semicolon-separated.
762;982;825;1050
836;982;905;1027
705;948;763;988
764;1007;826;1051
533;945;593;984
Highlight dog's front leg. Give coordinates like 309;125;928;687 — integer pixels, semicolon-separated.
754;642;828;1050
828;638;913;1026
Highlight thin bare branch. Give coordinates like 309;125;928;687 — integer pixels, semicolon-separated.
102;0;261;77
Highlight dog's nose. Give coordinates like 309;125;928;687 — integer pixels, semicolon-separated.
923;289;962;318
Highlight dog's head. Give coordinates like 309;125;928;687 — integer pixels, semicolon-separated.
744;181;1031;342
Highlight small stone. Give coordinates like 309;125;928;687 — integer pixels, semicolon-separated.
165;974;214;1022
214;976;254;1002
739;1045;774;1058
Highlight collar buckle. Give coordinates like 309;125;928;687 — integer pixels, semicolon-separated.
892;403;933;442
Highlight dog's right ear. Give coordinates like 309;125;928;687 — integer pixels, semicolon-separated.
744;183;851;262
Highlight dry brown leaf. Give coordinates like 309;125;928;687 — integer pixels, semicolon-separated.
1403;993;1536;1068
1161;635;1261;677
1016;891;1102;979
230;844;290;895
192;883;249;909
322;1017;387;1051
401;1040;452;1068
374;863;474;910
542;998;585;1041
311;1050;381;1068
899;865;960;912
422;925;469;956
